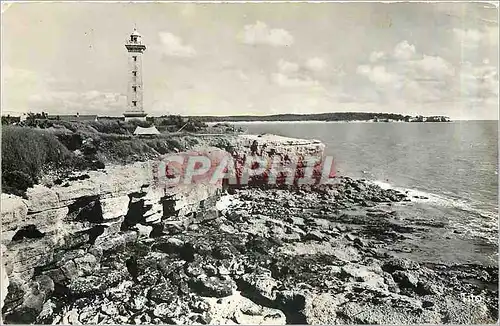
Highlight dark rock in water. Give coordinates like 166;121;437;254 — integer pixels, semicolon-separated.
189;276;235;298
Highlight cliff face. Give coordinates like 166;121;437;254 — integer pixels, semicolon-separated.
0;134;325;323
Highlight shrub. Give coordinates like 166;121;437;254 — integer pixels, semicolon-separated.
2;126;76;193
55;132;84;151
2;171;34;197
89;120;128;134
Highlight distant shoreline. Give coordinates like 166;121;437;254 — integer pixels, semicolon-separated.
207;120;450;124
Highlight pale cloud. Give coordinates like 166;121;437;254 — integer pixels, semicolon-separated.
356;65;400;85
305;57;326;71
27;90;127;114
358;36;497;106
158;32;196;57
271;73;319;88
277;59;299;74
453;28;484;48
369;51;385;63
393;40;416;60
239;21;294;47
237;70;250;82
458;62;499;99
484;26;499;46
409;55;456;78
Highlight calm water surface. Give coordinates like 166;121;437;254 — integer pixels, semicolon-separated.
234;121;498;265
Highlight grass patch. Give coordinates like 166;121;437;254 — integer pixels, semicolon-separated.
2;126;77;195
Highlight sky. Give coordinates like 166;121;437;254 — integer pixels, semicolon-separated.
1;1;499;120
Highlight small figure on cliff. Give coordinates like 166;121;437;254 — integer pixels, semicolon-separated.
126;256;139;283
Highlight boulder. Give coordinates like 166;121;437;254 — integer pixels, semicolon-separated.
190;276;235;298
149;282;177;303
303;292;339;324
240;272;279;301
23;207;69;234
304;230;326;241
100;196;129;220
26;186;60;213
66;269;128;296
392;271;419;289
1;194;28;232
3;275;54;324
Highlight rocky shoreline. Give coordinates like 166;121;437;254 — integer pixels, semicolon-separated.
11;177;497;325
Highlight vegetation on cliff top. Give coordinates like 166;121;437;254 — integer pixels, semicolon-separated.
1;117;238;197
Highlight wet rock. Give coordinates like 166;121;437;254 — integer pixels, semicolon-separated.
129;295;148;311
185;261;205;278
189;296;210;313
422;300;434;309
4;275;54;324
190;276;236;298
66;269;127;296
100;302;119;316
382;258;420;273
392;270;419;289
304;230;325;242
149;282;177;303
303;292;338;324
240;272;279;301
153;298;189;322
212;245;234;259
354;237;366;247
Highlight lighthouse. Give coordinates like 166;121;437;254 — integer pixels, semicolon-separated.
123;27;147;122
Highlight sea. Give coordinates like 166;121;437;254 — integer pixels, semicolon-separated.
230;120;499;266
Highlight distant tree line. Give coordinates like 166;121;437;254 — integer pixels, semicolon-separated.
188;112;450;122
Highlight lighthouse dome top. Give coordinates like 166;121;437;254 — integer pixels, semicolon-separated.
131;27;141;37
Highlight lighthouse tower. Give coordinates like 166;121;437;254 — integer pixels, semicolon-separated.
124;27;147;122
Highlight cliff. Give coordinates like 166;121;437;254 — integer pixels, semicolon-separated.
0;134;325;323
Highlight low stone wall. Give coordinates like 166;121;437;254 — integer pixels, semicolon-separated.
0;134;327;323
